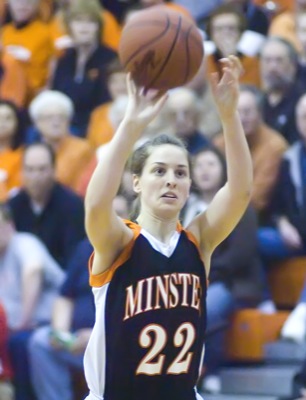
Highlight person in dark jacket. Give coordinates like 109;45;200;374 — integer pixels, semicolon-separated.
51;0;117;137
9;142;86;269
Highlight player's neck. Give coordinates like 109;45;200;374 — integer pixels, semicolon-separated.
136;211;178;245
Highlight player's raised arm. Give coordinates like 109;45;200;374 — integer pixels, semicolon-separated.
187;56;253;269
85;75;167;273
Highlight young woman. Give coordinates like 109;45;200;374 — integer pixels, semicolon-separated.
84;55;253;400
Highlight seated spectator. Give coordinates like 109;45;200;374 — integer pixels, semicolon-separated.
163;87;211;154
49;0;122;52
0;303;14;400
2;0;54;100
268;0;306;52
182;146;263;393
260;36;304;144
86;58;127;148
205;4;261;86
258;93;306;316
50;0;117;137
0;202;64;400
0;101;24;200
0;51;28;108
9;142;86;268
214;85;288;218
28;194;129;400
28;90;94;192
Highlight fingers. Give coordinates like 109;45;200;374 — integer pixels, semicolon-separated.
126;73;137;97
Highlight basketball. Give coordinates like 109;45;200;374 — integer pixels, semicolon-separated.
118;6;204;91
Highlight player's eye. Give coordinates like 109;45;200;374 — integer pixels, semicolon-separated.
154;168;165;175
176;169;187;177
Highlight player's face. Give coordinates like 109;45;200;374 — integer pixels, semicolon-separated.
192;151;224;193
134;144;191;218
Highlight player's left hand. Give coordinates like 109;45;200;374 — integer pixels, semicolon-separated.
209;55;244;120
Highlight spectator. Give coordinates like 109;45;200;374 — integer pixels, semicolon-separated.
257;93;306;318
51;0;117;137
260;36;303;144
28;90;94;192
0;202;64;400
28;194;129;400
163;87;211;154
182;146;263;393
269;0;306;52
86;58;128;148
9;142;86;268
49;0;122;52
214;85;288;217
2;0;54;100
0;101;24;200
0;303;14;400
205;4;261;86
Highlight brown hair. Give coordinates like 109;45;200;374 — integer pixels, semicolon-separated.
129;134;191;176
206;3;247;39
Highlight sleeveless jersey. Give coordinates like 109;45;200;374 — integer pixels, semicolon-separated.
84;221;207;400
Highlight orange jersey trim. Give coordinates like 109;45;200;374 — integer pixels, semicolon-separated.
89;220;141;287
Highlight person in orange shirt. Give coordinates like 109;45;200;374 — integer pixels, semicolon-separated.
28;90;94;192
0;100;24;201
1;0;55;100
87;58;127;148
49;0;121;53
269;0;306;53
0;51;29;109
213;85;288;218
205;4;261;87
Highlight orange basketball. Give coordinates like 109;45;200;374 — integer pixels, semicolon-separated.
119;6;204;91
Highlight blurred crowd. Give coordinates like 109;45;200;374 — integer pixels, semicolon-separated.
0;0;306;399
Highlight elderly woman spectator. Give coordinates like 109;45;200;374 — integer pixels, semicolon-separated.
50;0;117;137
28;90;94;192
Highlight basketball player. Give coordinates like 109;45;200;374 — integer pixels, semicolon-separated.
83;55;252;400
